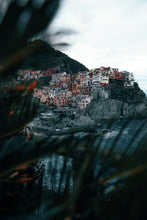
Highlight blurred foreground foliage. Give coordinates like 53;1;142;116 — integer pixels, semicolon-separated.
0;0;147;219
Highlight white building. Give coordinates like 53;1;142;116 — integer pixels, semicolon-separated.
77;95;93;110
101;73;109;85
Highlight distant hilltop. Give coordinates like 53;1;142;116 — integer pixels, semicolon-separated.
17;39;88;74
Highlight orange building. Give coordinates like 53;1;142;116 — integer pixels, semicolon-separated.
109;72;124;80
72;80;80;95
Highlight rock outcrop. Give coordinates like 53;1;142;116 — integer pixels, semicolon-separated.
86;99;122;120
110;80;146;103
86;80;147;120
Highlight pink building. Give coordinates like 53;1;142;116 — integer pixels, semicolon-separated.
77;95;93;110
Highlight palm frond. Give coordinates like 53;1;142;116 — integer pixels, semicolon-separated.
0;81;39;139
0;0;60;75
0;0;147;219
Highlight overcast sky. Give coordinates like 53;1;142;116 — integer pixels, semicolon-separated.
51;0;147;93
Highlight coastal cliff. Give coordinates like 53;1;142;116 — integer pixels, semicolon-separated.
15;40;146;120
86;81;147;120
86;99;146;120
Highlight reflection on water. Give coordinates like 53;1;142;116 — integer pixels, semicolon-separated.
42;154;73;193
98;119;147;153
2;119;146;219
40;119;147;192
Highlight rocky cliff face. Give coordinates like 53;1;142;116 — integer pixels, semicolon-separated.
123;102;147;118
110;80;146;103
86;99;147;120
86;80;147;120
86;99;122;120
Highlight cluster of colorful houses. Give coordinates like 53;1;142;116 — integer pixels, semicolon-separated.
17;66;135;109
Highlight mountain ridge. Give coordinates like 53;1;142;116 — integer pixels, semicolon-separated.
18;39;89;74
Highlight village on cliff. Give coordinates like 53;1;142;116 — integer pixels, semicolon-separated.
17;66;135;109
